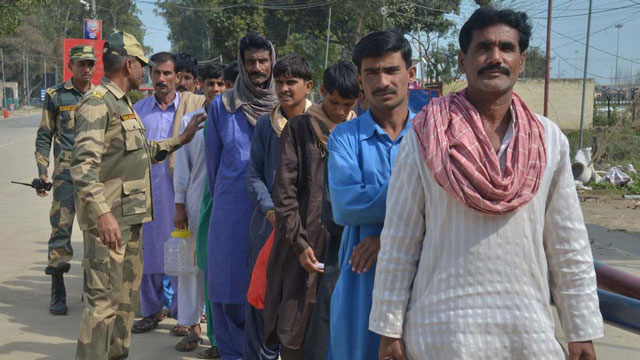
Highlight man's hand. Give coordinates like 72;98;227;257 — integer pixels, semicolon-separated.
379;336;407;360
568;341;596;360
97;212;122;250
299;247;323;273
267;211;276;228
174;203;188;230
36;174;48;197
349;235;380;273
178;113;206;145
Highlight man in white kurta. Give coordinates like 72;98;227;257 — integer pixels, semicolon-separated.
369;7;603;360
173;62;228;352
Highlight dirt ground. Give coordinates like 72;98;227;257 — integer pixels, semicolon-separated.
580;192;640;233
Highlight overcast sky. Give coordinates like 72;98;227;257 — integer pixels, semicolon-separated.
137;0;640;85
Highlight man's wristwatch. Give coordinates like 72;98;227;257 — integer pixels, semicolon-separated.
265;209;275;219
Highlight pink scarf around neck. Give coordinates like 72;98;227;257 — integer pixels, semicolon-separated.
412;89;546;215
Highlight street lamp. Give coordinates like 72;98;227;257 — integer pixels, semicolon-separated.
615;23;623;86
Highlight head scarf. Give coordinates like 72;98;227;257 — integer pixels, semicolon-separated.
412;89;546;215
307;102;356;154
270;99;313;137
222;40;279;125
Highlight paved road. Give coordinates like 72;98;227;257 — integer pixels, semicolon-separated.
0;113;638;359
0;114;206;359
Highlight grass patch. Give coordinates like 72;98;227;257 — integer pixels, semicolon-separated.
564;125;640;171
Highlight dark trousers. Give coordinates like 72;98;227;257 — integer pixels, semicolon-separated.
304;233;342;360
243;304;280;360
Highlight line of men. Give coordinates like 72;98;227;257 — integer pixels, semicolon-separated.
35;6;604;360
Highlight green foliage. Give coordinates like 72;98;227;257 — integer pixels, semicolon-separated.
156;0;266;61
565;126;640;173
157;0;462;64
0;0;46;37
127;90;145;104
590;173;640;195
521;46;547;79
422;42;461;83
0;0;146;103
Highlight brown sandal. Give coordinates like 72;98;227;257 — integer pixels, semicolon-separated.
175;332;203;352
170;324;190;336
199;346;220;359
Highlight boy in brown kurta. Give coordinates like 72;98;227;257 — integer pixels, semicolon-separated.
264;61;359;359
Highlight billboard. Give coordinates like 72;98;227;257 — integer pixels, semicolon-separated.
62;38;105;86
84;19;102;40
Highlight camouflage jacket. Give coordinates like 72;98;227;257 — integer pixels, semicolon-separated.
71;78;182;230
35;79;94;180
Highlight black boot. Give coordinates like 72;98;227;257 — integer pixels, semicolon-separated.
49;272;68;315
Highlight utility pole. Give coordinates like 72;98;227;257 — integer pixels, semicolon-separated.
574;50;579;78
1;48;6;109
44;58;47;91
543;0;553;117
286;24;291;51
578;0;593;149
22;52;26;105
418;25;424;85
324;7;332;69
382;0;387;30
26;53;30;106
614;24;623;86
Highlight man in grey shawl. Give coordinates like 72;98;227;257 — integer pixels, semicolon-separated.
204;33;278;359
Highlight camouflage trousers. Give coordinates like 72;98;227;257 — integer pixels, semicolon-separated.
76;224;143;360
47;178;76;270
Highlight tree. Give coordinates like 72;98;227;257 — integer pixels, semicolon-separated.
274;0;461;55
157;0;266;61
521;46;548;79
0;0;46;36
0;0;147;104
420;42;461;83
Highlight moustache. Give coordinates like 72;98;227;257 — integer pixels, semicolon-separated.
249;71;268;78
478;63;511;76
372;87;396;96
155;83;167;88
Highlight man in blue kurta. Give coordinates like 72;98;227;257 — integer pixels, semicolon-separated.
132;52;206;335
133;52;181;328
205;34;278;360
326;30;417;360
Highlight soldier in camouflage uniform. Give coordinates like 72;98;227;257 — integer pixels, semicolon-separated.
71;31;205;359
35;45;96;315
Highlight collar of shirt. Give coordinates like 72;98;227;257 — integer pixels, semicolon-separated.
358;108;415;142
103;78;126;100
153;91;180;112
497;105;516;171
65;78;95;95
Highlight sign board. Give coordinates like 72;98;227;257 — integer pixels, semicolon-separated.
84;19;102;40
40;89;45;102
62;38;105;85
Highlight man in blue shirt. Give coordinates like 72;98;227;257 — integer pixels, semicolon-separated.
326;30;416;360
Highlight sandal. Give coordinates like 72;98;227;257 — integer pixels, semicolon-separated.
170;324;190;336
131;315;161;333
199;346;221;359
175;332;203;352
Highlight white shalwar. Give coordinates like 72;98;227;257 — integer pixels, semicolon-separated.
174;108;207;326
369;115;604;359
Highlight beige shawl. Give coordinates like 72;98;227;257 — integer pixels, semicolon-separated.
307;103;356;150
168;91;206;175
270;99;313;137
